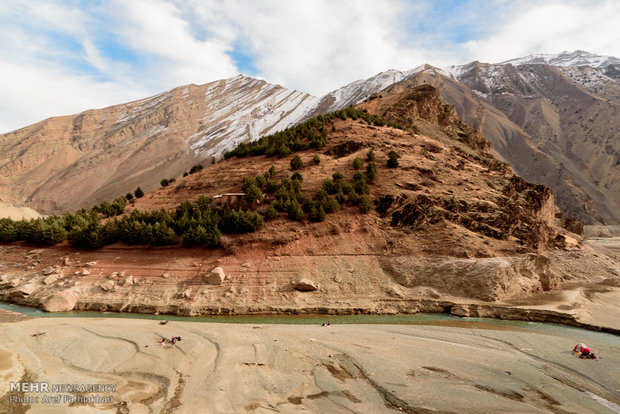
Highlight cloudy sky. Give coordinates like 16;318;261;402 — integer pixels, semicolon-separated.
1;0;619;133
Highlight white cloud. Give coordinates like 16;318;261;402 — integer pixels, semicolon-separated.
0;60;148;134
109;0;238;88
177;0;428;95
464;0;620;63
1;0;620;133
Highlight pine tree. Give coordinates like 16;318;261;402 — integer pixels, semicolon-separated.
366;161;377;182
290;154;303;170
353;157;362;170
134;186;144;198
287;200;304;221
367;148;375;161
387;150;399;168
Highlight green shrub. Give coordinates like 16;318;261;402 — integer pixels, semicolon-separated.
291;171;303;182
134;186;144;198
189;164;203;174
322;179;338;194
287;200;304;221
323;197;340;213
367;149;375;161
313;154;321;164
387;150;399;168
359;195;372;213
68;221;105;248
182;224;220;247
335;191;346;205
196;195;212;211
309;205;326;222
150;222;177;246
314;189;328;203
161;179;169;187
220;209;264;233
0;218;19;242
242;177;263;203
302;196;315;213
125;192;134;200
353;157;362;170
39;219;67;245
264;178;280;194
366;161;377;182
353;179;369;195
290;155;303;170
263;204;279;221
182;225;209;247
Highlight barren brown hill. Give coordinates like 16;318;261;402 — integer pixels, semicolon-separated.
1;85;617;326
0;75;317;214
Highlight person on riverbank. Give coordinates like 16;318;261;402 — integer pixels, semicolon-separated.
573;343;599;359
161;338;166;347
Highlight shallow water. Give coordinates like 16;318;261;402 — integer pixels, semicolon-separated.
1;301;618;346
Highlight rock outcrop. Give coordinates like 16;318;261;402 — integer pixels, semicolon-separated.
205;267;226;285
294;278;318;292
42;290;77;312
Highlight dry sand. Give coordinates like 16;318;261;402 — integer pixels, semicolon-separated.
1;317;619;414
0;204;41;220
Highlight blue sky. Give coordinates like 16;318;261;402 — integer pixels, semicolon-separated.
1;0;619;133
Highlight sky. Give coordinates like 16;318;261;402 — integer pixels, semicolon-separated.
1;0;619;133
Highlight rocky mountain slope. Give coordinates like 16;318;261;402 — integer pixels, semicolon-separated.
1;85;617;323
1;51;618;226
0;76;318;213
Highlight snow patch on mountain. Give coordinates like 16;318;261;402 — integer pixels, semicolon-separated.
320;67;424;113
115;89;175;125
187;76;319;158
500;50;620;68
559;66;619;89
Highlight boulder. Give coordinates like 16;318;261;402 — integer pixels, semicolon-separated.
85;261;97;267
123;275;134;286
42;290;77;312
42;266;56;275
101;280;115;291
205;267;226;285
182;289;192;299
162;273;170;279
43;274;59;285
63;257;71;266
81;269;90;276
19;284;36;295
294;278;318;292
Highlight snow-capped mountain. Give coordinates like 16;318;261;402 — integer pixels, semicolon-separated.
499;50;620;68
1;51;618;225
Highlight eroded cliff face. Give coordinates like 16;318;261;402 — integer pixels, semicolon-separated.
359;85;555;252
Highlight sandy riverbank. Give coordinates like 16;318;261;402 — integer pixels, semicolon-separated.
1;317;619;413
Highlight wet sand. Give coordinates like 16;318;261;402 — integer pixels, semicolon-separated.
1;317;619;413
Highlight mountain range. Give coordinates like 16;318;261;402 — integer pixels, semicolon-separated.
1;50;618;224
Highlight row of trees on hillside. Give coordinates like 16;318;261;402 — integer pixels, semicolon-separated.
224;106;402;159
0;194;263;249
